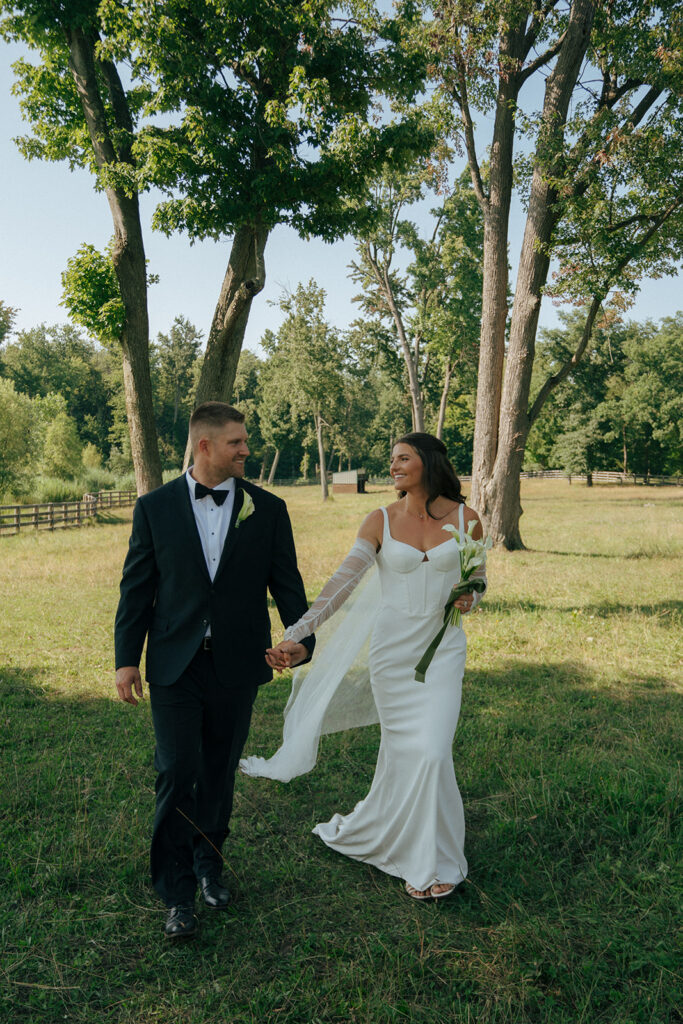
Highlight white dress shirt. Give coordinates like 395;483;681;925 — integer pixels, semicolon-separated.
186;470;236;635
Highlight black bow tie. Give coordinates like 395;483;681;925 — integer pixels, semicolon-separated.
194;482;229;506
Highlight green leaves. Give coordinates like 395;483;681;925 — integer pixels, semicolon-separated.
95;0;433;242
60;243;125;346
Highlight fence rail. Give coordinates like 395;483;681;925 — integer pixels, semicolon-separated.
0;490;137;536
517;470;682;485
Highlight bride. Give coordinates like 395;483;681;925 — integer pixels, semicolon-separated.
244;432;487;900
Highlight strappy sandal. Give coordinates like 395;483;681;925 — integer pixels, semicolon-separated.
429;883;456;899
404;881;432;900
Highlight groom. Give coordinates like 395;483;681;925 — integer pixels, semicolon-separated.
114;402;313;938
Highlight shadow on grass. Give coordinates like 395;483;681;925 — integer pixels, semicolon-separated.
1;659;680;1023
94;509;133;525
483;596;683;620
535;546;673;560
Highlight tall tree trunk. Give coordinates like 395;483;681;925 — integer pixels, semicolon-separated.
315;413;328;501
469;25;527;512
183;223;268;468
267;448;280;486
435;357;454;440
478;0;597;547
66;27;162;494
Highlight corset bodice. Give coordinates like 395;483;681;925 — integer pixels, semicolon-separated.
376;507;461;617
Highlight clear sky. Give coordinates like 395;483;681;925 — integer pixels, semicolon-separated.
2;38;681;355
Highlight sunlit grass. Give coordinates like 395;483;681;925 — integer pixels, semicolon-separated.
0;480;681;1023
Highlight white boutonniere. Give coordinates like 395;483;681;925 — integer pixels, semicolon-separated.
235;491;255;528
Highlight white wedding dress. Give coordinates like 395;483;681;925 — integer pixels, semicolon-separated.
242;503;479;892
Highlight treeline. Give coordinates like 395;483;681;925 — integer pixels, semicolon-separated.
527;310;683;479
1;290;680;504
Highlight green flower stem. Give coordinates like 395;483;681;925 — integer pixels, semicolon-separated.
414;577;487;683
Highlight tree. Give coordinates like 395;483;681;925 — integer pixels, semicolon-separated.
151;316;203;465
528;310;683;478
0;301;17;345
255;350;298;485
600;314;683;476
430;0;683;546
97;0;433;466
346;320;413;472
351;165;483;434
1;321;113;454
402;172;483;438
1;0;162;493
262;282;345;499
42;410;83;478
0;376;34;495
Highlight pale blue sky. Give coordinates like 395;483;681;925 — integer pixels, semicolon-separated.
2;39;681;354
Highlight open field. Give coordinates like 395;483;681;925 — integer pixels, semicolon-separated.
0;480;681;1023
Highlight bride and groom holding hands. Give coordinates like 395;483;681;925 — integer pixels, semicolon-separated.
114;401;486;938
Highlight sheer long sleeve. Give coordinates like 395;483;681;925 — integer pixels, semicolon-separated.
283;538;377;644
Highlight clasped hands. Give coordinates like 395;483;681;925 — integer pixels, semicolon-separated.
265;640;308;673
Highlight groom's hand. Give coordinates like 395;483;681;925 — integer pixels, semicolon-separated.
116;666;143;705
265;641;308;673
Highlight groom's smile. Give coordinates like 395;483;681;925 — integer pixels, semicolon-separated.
203;422;250;483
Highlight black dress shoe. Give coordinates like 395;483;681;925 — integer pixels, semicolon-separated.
199;875;231;910
164;903;197;939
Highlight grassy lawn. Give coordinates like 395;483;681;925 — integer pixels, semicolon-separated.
0;480;681;1023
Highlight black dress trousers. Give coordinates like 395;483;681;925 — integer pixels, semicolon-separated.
149;645;257;906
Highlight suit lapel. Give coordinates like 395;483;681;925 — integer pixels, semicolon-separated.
175;474;212;582
214;482;245;580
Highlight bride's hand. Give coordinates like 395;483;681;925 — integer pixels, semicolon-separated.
453;594;474;613
265;640;308;671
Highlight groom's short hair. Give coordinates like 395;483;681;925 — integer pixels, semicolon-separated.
190;402;245;445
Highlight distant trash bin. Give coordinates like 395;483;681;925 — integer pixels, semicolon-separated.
332;470;367;494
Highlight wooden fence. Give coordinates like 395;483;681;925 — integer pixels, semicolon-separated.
365;470;681;487
0;490;137;537
517;470;682;485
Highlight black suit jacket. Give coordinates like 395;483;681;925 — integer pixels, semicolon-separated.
114;475;313;687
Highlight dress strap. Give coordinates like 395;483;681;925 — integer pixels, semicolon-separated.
458;501;465;536
380;505;389;544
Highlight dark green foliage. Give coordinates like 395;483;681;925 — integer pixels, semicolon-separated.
527;311;683;477
149;316;203;468
1;323;115;453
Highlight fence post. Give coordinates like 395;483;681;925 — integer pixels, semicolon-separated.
14;507;20;534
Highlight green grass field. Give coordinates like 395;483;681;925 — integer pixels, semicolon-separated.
0;481;681;1023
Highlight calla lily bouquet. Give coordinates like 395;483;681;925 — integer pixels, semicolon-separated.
415;519;492;683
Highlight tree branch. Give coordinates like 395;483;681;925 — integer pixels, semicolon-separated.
519;31;567;86
528;293;602;427
64;26;118;171
96;51;135;163
453;49;487;210
529;196;682;426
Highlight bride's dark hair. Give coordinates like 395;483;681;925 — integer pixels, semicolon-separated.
394;432;464;518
